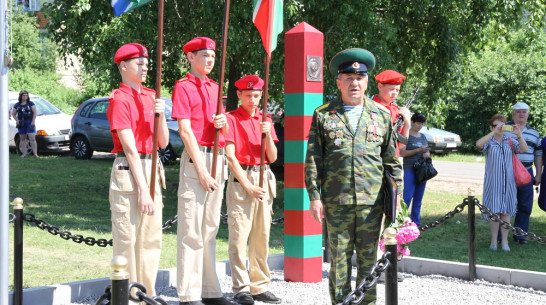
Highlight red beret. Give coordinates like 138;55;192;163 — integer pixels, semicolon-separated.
183;37;216;54
114;43;148;64
235;75;264;90
375;70;406;85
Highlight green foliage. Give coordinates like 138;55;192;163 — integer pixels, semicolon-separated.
10;12;57;71
9;68;85;114
43;0;545;113
443;29;546;151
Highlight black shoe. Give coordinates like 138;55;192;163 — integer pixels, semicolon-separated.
518;239;528;245
180;302;205;305
202;297;237;305
252;291;281;304
234;292;255;305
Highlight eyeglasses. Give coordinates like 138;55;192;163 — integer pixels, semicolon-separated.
491;124;498;128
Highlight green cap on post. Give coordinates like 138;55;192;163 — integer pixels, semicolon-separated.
329;48;376;76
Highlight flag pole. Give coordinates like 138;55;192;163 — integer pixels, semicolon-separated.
211;0;231;179
150;0;165;199
259;53;271;188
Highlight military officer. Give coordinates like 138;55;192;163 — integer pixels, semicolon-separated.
305;48;403;305
107;42;169;297
225;75;281;305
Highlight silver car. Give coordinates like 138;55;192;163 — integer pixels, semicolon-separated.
419;126;462;154
70;97;183;164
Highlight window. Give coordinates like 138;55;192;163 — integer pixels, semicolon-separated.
88;101;109;120
15;0;40;12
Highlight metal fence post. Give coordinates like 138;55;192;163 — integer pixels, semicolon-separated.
383;227;398;305
323;221;330;263
110;256;129;305
13;198;23;305
467;187;477;281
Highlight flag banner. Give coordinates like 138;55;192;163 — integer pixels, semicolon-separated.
111;0;154;17
252;0;283;55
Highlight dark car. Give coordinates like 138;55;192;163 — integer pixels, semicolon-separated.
70;97;184;164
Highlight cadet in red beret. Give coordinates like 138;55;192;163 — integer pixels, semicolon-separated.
372;69;411;155
171;37;234;305
107;42;169;297
224;75;281;305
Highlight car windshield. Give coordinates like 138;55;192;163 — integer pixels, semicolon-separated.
10;97;61;116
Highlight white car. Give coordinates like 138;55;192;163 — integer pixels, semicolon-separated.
419;126;462;154
8;91;72;153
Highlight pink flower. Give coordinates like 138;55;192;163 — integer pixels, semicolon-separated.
379;221;420;257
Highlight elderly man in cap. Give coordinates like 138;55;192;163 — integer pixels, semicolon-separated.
372;70;411;153
171;37;234;305
506;102;542;245
225;75;281;305
107;42;169;296
305;48;403;305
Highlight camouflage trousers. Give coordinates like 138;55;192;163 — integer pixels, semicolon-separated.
325;203;383;305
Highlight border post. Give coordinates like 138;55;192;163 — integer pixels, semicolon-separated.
283;22;324;283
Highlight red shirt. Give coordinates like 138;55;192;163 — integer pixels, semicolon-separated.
226;107;279;166
107;83;156;154
373;95;404;156
171;73;225;148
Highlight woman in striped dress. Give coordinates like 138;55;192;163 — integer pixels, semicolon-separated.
475;114;527;251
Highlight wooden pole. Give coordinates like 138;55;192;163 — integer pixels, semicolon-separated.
211;0;231;179
259;53;271;188
150;0;165;199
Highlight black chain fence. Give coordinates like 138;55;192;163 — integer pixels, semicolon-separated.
475;198;546;245
94;283;168;305
418;198;468;232
16;211;283;247
336;252;391;305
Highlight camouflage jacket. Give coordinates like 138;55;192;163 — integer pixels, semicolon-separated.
305;96;403;205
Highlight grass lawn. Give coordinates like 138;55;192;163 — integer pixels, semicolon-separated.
431;152;485;163
7;152;546;291
8;153;284;290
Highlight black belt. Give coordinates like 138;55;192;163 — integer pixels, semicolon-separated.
522;162;533;168
241;164;270;172
116;151;152;159
198;145;224;155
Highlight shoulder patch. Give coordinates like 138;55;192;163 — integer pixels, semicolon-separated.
316;103;331;111
175;77;189;84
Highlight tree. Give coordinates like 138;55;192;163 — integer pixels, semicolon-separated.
43;0;545;116
443;28;546;152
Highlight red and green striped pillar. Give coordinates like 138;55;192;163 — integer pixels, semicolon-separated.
283;22;324;283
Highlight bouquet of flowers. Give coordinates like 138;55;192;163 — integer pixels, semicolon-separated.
379;200;420;257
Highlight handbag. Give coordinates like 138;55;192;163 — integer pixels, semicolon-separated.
382;169;397;222
508;137;532;187
414;157;438;184
16;121;23;128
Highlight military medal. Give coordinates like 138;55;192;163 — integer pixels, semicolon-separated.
329;132;335;139
336;130;343;138
334;138;342;146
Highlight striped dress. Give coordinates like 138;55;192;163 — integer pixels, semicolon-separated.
480;136;519;221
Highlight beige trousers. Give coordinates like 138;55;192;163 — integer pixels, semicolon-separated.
177;149;228;302
109;156;165;297
227;168;276;295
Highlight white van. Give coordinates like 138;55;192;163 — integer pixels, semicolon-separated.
8;91;72;153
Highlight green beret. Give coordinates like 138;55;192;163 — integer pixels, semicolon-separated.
329;48;376;76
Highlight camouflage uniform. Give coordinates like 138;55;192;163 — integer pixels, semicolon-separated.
305;96;402;305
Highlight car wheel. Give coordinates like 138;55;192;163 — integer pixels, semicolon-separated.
15;134;32;156
71;136;94;160
158;144;176;165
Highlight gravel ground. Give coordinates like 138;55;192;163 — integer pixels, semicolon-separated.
71;263;546;305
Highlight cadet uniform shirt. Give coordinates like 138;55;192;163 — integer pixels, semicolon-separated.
107;82;156;154
372;95;402;132
171;73;225;148
225;106;278;165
